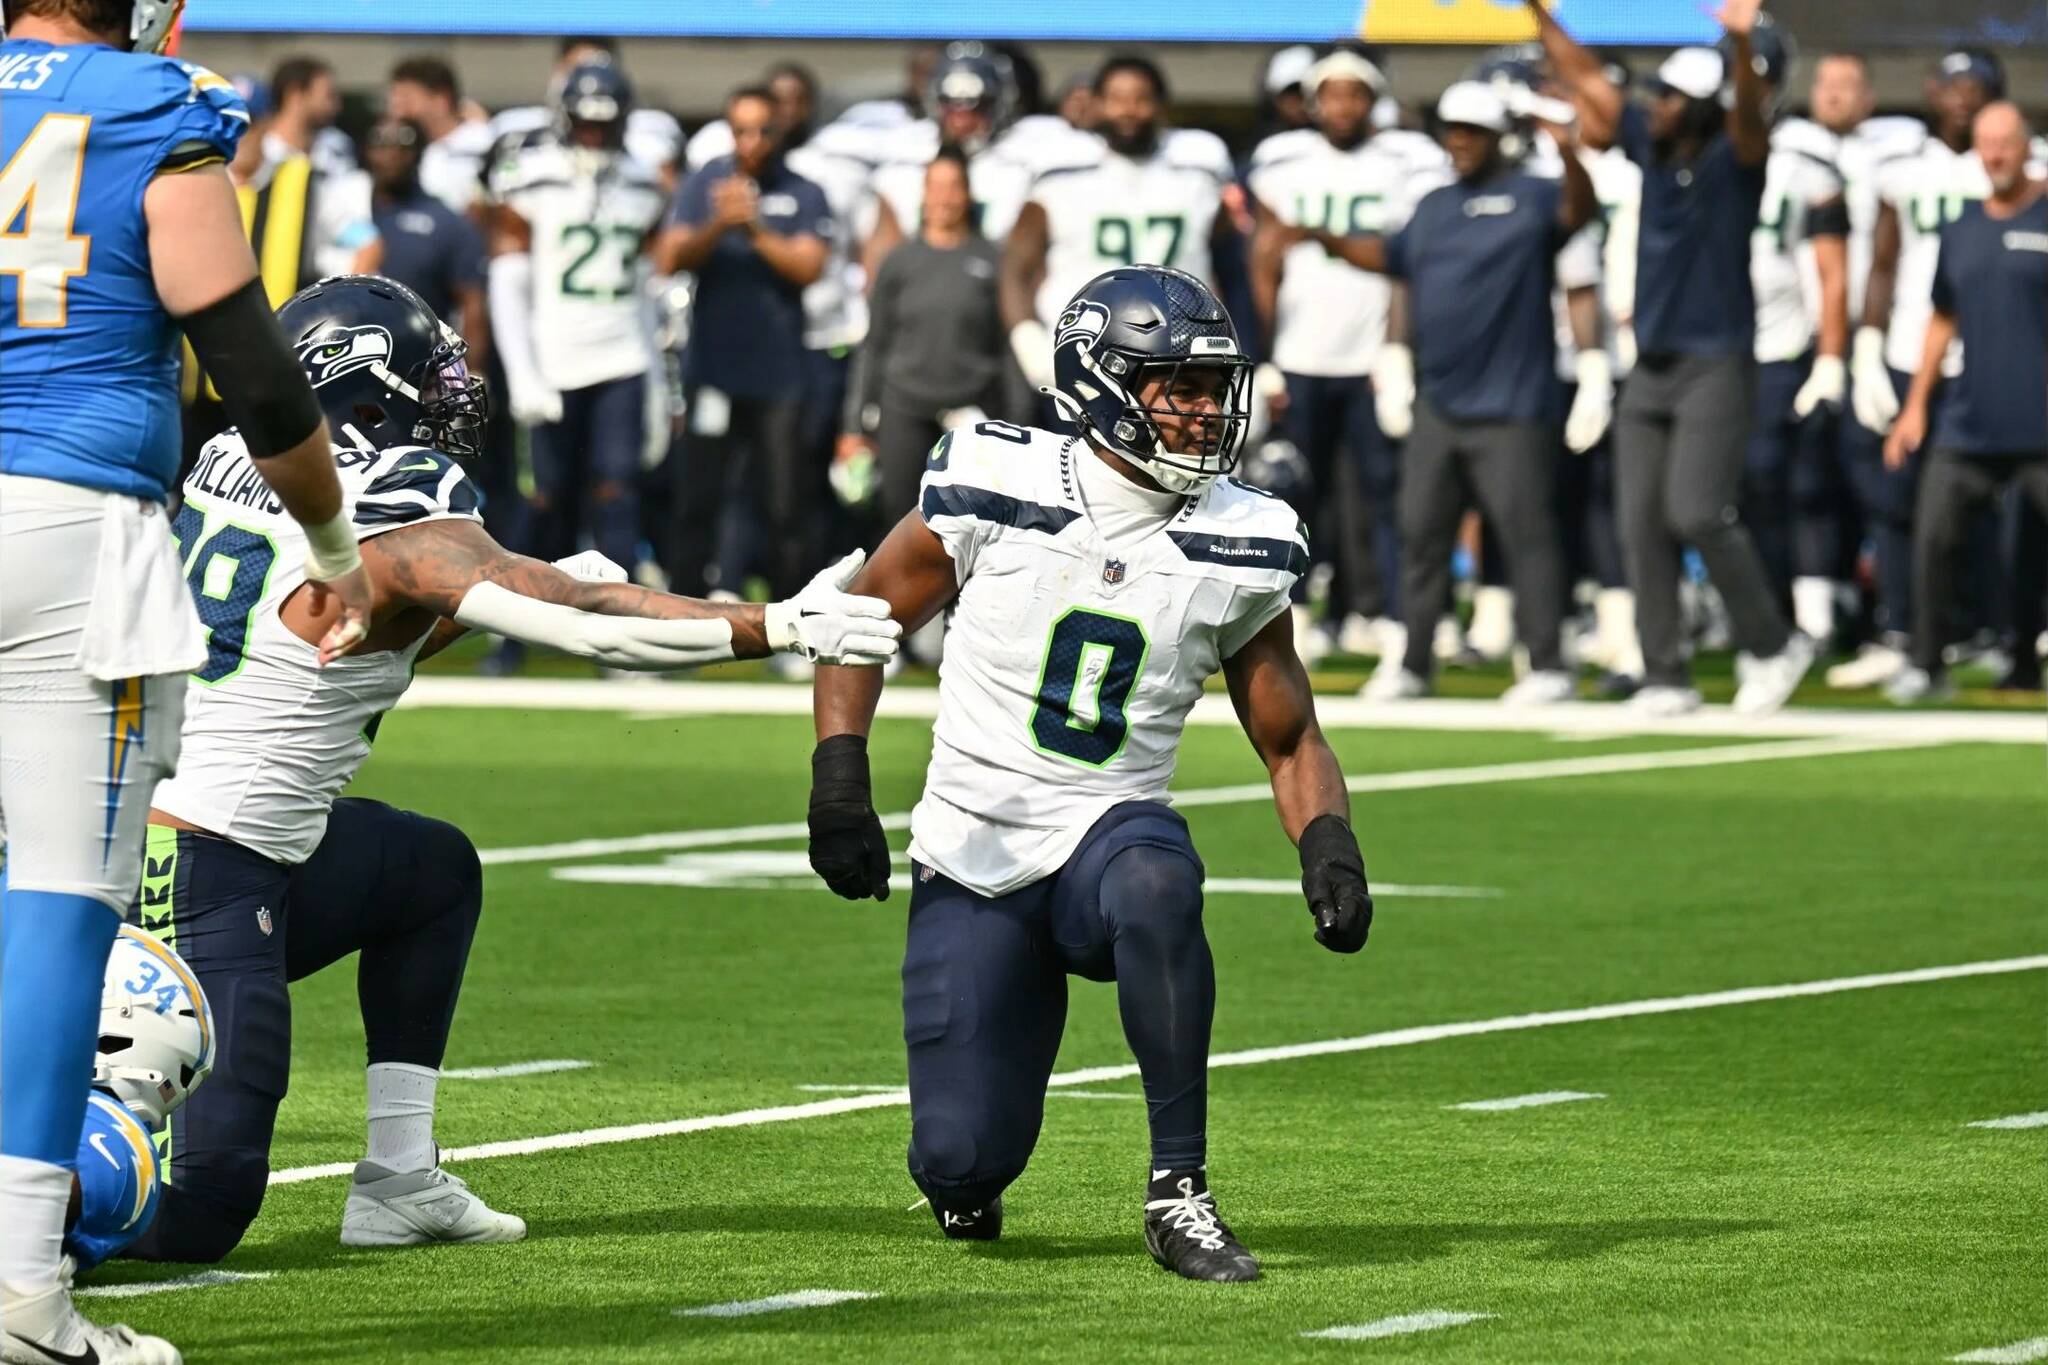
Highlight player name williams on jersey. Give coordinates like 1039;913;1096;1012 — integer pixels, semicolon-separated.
913;422;1305;896
152;433;483;865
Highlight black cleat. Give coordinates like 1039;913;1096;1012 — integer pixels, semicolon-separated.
930;1195;1002;1241
1143;1170;1260;1282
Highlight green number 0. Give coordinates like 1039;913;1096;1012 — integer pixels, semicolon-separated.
1029;608;1151;767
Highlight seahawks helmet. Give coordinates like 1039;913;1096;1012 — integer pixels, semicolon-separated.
927;42;1016;153
1049;267;1252;494
277;275;488;458
555;60;633;150
1468;44;1546;96
95;926;215;1128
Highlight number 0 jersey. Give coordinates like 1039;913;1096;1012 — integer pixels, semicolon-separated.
0;40;248;501
489;134;665;392
151;432;483;865
913;423;1304;896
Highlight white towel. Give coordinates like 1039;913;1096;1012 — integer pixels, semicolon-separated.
75;495;206;681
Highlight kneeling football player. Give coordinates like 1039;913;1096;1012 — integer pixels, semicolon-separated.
807;267;1374;1282
126;276;899;1261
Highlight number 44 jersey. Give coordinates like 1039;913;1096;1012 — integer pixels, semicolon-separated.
151;431;483;866
913;422;1306;896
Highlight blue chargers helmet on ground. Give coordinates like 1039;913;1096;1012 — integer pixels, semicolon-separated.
1720;13;1795;91
276;275;488;459
95;925;215;1128
1049;266;1252;494
556;60;633;149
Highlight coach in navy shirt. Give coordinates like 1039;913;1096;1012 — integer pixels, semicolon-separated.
1300;82;1595;702
1885;102;2048;701
365;118;487;351
655;85;834;599
1535;0;1810;716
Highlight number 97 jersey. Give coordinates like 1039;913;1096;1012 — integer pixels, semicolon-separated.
911;422;1306;897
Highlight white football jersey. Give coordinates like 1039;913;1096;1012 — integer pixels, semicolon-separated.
1521;137;1614;381
871;120;1034;247
1838;116;1928;320
491;135;666;391
1586;145;1642;373
1029;132;1230;327
1248;128;1442;377
912;423;1304;896
1877;137;1987;376
1752;119;1846;364
153;432;483;866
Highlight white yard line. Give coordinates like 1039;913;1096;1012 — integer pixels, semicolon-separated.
443;1060;594;1080
484;736;1926;869
78;1272;274;1299
1449;1091;1605;1112
1952;1338;2048;1364
1965;1111;2048;1130
1301;1310;1495;1341
403;676;2046;745
674;1290;877;1319
267;954;2048;1187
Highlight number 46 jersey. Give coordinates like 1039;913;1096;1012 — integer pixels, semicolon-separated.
912;422;1306;897
151;431;483;866
489;135;665;393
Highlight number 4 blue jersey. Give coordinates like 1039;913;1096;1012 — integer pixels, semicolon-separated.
0;39;249;502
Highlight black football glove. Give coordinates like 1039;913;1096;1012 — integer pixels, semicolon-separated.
809;734;891;902
1298;813;1373;953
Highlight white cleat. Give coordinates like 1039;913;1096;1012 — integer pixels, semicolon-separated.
1825;642;1907;690
1335;613;1382;657
1466;586;1516;661
1290;606;1332;667
1626;685;1703;717
1499;670;1577;706
3;1272;181;1365
340;1162;527;1247
1732;632;1815;715
1360;664;1429;701
1882;666;1954;707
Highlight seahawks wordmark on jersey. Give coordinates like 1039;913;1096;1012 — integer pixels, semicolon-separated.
1029;130;1233;329
1877;137;1990;376
1752;118;1847;364
489;133;666;392
152;429;482;865
912;422;1304;896
1247;128;1445;377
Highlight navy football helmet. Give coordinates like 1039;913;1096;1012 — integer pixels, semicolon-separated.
276;275;488;459
927;43;1016;153
1049;267;1252;494
556;60;633;149
1468;44;1546;97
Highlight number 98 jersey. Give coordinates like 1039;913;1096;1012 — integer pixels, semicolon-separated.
912;422;1305;897
489;135;665;392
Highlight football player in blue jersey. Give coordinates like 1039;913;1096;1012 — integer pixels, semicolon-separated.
0;3;377;1361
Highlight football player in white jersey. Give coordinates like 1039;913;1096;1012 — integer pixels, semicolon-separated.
126;277;898;1263
1833;49;2002;688
867;45;1034;268
487;62;666;581
806;267;1373;1282
1000;57;1235;395
1248;48;1440;658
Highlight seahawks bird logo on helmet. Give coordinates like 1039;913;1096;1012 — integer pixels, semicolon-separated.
1049;266;1252;495
297;325;397;390
95;926;215;1128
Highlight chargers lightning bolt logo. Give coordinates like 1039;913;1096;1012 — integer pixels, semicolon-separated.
103;677;145;868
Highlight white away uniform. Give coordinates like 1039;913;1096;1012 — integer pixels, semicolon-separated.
1247;128;1444;377
1877;137;1990;378
490;135;666;393
1028;130;1232;329
912;423;1304;896
871;120;1034;246
1752;118;1846;364
1838;116;1929;320
153;434;482;865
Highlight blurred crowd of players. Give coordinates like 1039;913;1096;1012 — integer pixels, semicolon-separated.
189;29;2048;698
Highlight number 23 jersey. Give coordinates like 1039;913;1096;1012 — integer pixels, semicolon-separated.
151;431;483;866
913;423;1305;896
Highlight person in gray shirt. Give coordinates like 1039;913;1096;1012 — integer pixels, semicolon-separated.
840;147;1008;523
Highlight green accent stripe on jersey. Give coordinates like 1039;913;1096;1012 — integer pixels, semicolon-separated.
137;825;182;953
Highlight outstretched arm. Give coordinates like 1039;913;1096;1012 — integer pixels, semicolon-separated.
1720;0;1772;167
1527;0;1623;150
1222;609;1373;952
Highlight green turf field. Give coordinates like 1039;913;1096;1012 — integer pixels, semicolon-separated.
80;706;2046;1362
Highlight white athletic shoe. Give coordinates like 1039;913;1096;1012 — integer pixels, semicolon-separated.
1290;607;1332;666
1432;616;1468;662
1499;670;1576;706
1335;613;1381;657
1732;632;1815;715
1626;685;1703;717
1466;586;1516;661
1360;664;1429;701
2;1270;181;1365
1883;666;1954;707
340;1162;528;1247
1825;641;1907;690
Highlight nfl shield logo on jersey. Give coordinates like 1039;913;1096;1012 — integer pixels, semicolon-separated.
1103;558;1127;586
256;907;274;937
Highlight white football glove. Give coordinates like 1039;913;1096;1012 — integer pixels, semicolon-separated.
1564;350;1614;454
1792;353;1846;420
551;550;630;585
764;550;903;667
1009;320;1056;392
1372;343;1415;440
509;381;563;428
1851;326;1900;433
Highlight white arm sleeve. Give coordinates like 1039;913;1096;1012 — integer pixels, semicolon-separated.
452;581;737;670
487;251;549;406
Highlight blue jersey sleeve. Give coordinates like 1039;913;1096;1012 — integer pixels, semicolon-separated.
151;60;250;174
